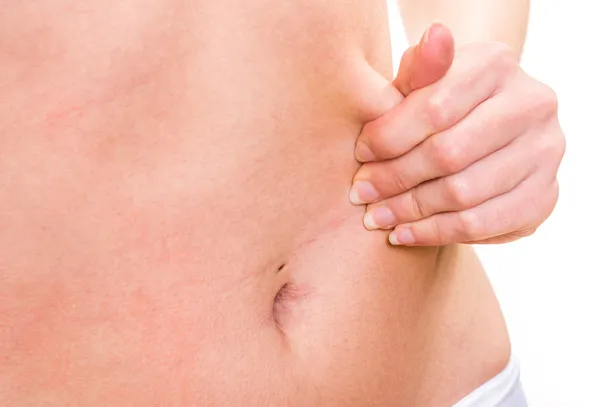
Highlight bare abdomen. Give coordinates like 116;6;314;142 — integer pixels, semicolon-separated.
0;1;509;405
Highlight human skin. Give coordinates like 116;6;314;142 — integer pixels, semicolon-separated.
351;1;565;246
0;1;522;406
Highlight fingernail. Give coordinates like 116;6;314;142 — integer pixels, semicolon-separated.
349;181;379;205
389;228;415;245
355;142;375;162
364;207;396;230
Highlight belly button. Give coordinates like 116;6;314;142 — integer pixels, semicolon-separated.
273;280;307;330
271;263;310;329
273;283;289;328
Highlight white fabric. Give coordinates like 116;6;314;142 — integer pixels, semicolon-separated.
453;356;528;407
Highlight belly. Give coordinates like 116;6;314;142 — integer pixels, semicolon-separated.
0;1;509;406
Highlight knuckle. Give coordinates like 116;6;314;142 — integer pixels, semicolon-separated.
386;163;411;192
425;92;454;130
456;210;482;241
444;175;472;208
428;136;465;174
429;219;447;245
558;132;567;158
531;180;560;223
553;133;567;163
534;135;554;158
361;119;382;141
361;119;388;153
546;128;567;162
410;189;427;218
527;82;559;119
484;41;517;70
540;84;559;114
552;178;560;196
548;180;560;210
535;130;565;165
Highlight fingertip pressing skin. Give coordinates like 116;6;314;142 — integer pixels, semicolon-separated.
389;227;415;246
363;206;396;230
349;180;379;205
355;141;376;163
363;210;378;230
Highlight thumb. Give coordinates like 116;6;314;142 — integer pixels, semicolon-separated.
393;23;455;96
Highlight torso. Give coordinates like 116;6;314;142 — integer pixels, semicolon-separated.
0;1;509;405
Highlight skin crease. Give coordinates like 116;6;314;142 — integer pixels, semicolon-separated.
0;1;553;406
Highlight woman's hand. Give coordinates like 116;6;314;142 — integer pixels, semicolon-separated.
350;24;565;246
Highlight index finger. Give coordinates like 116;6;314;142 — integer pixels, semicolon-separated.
355;45;507;162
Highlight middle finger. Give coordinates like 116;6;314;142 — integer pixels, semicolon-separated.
351;93;524;204
362;132;536;229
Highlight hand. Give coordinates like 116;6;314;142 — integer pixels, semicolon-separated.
350;24;565;246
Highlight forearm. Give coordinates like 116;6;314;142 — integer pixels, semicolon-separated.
397;0;529;55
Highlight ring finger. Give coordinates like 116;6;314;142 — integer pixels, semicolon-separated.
363;133;535;230
351;93;526;205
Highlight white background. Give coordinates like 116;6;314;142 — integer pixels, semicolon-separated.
387;1;600;406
